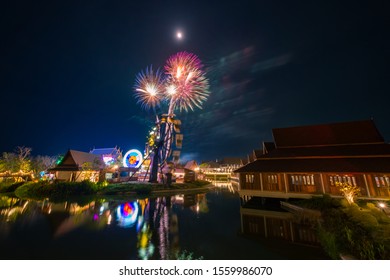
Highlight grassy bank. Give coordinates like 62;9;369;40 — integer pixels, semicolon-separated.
8;180;211;201
14;180;105;200
292;195;390;259
98;180;210;195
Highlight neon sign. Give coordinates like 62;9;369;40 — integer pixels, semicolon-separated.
102;155;114;165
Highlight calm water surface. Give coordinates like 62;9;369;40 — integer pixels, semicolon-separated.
0;184;328;259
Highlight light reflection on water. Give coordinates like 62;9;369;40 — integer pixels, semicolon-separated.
0;184;328;260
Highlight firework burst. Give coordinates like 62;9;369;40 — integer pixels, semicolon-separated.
134;66;165;110
164;51;210;113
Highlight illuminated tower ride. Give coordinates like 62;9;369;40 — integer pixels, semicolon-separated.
133;52;209;182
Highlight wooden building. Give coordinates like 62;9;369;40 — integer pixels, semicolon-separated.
234;120;390;200
50;150;103;182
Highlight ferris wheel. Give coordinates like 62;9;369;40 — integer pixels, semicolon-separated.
133;51;209;183
142;114;183;182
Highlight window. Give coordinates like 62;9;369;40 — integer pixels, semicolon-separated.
267;175;278;184
329;175;357;186
245;174;254;183
374;175;390;188
290;174;315;185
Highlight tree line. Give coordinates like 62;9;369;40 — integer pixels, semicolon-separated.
0;146;59;180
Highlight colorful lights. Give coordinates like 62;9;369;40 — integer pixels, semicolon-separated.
102;155;114;165
116;202;139;228
164;51;209;113
133;51;209;115
123;149;143;168
56;155;64;165
134;67;165;110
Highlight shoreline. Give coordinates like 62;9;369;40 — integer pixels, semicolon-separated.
0;180;216;201
98;184;216;196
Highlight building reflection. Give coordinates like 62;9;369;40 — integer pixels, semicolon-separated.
0;193;208;259
240;197;320;246
209;180;239;194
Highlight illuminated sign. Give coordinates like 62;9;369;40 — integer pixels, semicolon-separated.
102;155;114;165
123;149;143;168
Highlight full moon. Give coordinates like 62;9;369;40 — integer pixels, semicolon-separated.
176;31;183;39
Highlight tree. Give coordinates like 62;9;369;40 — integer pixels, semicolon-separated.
0;147;33;182
336;182;360;205
16;146;32;173
31;155;57;178
0;152;19;173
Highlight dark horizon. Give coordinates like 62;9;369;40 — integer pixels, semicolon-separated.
1;0;389;162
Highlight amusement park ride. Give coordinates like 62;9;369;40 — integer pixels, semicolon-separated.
128;51;210;183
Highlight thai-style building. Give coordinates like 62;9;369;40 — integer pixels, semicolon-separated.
234;120;390;200
50;150;103;182
89;147;122;166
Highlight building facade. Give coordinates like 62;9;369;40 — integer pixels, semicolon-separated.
234;120;390;200
50;150;103;182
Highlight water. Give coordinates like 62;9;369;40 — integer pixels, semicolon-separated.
0;184;328;259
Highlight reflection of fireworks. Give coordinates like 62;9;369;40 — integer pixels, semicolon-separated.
134;66;165;110
165;52;210;113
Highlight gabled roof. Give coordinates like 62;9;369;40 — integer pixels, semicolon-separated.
263;142;276;153
184;160;198;170
50;150;103;171
235;120;390;174
253;149;263;159
200;161;220;168
71;150;102;166
272;120;384;148
219;157;242;165
90;147;121;156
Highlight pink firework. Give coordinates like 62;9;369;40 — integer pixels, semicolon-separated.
164;52;209;113
134;66;165;110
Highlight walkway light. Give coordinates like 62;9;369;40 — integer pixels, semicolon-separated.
378;202;386;209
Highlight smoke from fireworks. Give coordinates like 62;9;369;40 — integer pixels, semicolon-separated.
164;51;210;113
134;66;165;110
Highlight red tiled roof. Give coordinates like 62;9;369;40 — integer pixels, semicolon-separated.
272;120;384;148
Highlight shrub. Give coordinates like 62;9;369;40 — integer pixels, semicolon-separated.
0;181;25;193
295;195;390;259
14;180;104;200
317;226;339;259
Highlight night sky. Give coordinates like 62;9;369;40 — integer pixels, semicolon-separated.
1;0;389;162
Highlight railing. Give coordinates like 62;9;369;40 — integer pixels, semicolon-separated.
280;201;321;221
